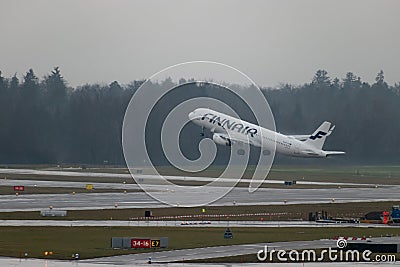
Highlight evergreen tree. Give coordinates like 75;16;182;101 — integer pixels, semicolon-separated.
312;69;331;87
374;70;388;88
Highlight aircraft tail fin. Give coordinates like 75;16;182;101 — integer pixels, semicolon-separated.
304;121;334;150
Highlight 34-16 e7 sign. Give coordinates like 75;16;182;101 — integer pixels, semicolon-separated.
111;237;168;249
14;186;25;191
130;239;160;249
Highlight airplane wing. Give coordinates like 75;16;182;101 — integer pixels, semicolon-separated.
212;125;257;146
214;132;256;146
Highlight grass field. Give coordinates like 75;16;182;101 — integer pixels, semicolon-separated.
268;165;400;185
2;164;400;185
0;186;140;195
0;180;368;195
0;173;132;184
1;226;400;260
0;201;399;221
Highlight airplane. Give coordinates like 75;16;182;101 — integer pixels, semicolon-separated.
188;108;345;158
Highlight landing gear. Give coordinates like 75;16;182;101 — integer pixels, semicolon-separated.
200;126;205;136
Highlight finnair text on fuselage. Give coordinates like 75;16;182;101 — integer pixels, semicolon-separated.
201;113;258;137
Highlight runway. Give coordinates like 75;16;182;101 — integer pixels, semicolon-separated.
82;236;400;264
0;219;398;228
0;168;400;212
0;168;385;187
84;240;334;264
1;186;400;212
0;236;398;266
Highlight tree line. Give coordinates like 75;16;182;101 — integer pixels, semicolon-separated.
0;68;399;165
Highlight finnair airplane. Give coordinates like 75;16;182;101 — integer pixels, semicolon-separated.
188;108;345;158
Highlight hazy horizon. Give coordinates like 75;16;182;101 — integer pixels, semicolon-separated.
1;0;399;87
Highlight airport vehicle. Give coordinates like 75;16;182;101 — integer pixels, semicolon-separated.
188;108;345;158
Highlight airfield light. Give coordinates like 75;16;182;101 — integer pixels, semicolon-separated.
15;192;19;196
49;205;53;210
86;184;93;190
49;251;53;256
44;251;48;256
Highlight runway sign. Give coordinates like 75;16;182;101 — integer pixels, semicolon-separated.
13;186;24;191
131;239;151;248
151;239;160;248
130;239;162;248
112;237;168;249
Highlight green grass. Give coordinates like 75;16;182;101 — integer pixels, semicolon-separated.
1;226;400;260
2;164;400;185
0;186;140;195
0;201;399;221
154;164;400;182
0;173;132;184
267;165;400;185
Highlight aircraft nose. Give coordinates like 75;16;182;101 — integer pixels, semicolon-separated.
188;111;195;120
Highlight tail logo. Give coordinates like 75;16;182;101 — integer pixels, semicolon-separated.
310;131;327;140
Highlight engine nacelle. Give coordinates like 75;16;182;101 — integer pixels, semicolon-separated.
212;133;231;146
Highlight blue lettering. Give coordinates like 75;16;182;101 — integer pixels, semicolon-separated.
222;119;235;130
231;123;244;132
247;128;257;137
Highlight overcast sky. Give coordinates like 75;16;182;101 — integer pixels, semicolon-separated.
1;0;399;87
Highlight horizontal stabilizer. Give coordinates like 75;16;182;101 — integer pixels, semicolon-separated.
325;151;346;156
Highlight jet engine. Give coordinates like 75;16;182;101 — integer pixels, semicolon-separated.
212;133;231;146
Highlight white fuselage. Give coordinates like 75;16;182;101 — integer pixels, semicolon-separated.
188;108;329;158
